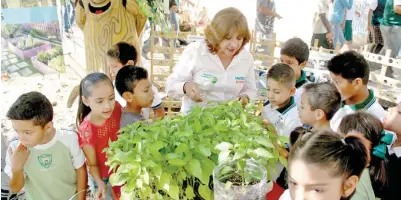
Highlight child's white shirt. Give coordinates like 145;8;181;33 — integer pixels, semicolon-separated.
330;90;386;131
294;70;310;105
262;97;302;138
330;90;397;147
114;81;163;119
346;5;355;20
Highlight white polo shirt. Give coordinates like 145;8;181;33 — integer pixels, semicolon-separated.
166;41;257;114
261;97;302;138
294;70;310;104
330;90;386;132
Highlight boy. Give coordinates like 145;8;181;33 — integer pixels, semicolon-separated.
342;4;361;51
4;92;86;200
107;42;165;120
280;37;312;103
328;51;386;131
298;82;342;130
115;65;155;128
262;63;302;138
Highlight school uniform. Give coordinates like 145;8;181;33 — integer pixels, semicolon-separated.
294;70;310;104
331;89;398;149
262;97;302;138
331;89;386;131
166;40;257;114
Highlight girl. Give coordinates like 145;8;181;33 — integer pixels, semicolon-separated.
381;102;401;200
280;128;370;200
76;73;122;200
339;112;390;198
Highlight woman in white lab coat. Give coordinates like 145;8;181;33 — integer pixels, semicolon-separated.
166;7;257;114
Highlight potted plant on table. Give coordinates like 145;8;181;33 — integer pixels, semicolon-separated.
105;101;288;199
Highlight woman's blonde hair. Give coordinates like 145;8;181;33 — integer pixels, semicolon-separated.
204;7;250;54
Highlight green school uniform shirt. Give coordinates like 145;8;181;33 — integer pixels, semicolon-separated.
5;128;85;200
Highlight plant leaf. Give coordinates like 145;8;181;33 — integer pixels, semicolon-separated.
279;156;288;168
169;159;186;166
215;142;233;151
200;158;216;177
186;159;202;180
150;141;164;153
109;172;128;186
278;136;290;144
168;184;180;200
196;144;211;157
233;150;246;160
218;151;231;163
178;130;193;137
185;185;195;200
199;184;212;200
253;148;274;159
256;137;275;148
175;143;189;154
159;172;171;190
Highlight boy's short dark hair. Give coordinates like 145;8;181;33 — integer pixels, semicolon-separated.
327;51;370;84
6;91;53;127
267;63;296;88
280;37;309;64
107;42;137;65
303;82;341;120
115;65;148;96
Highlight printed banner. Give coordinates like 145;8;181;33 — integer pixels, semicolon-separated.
1;1;66;79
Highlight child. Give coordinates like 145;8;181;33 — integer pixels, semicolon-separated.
279;128;370;200
76;73;122;199
106;42;165;120
4;92;86;200
262;63;302;137
342;4;361;50
381;102;401;200
280;37;311;103
328;51;386;131
339;112;388;199
330;0;353;47
298;82;341;130
115;65;155;128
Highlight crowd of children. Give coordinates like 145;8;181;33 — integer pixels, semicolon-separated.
2;6;401;200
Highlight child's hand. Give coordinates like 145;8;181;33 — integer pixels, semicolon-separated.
9;143;29;173
95;180;107;200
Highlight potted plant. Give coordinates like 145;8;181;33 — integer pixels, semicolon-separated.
213;159;270;200
105;101;288;199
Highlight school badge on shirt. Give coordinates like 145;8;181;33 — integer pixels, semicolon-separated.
38;154;52;169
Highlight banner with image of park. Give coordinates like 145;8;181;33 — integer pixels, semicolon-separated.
1;1;66;79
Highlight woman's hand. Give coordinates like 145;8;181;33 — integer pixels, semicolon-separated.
184;82;203;102
236;95;250;106
95;179;107;200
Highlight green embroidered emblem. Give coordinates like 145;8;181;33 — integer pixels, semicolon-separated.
38;154;52;168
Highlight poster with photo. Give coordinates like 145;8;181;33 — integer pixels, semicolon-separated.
1;1;66;80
